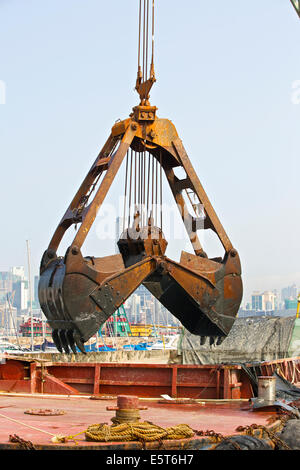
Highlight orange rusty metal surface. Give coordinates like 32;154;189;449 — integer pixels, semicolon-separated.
1;358;300;400
0;393;280;450
42;363;245;399
1;358;300;399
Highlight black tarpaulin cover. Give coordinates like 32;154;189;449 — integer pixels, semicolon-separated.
179;316;296;365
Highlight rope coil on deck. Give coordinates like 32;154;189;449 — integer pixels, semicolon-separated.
85;421;195;443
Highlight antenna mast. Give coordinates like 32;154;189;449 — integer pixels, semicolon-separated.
26;240;34;352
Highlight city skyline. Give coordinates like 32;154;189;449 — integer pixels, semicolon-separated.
0;260;298;341
1;262;299;313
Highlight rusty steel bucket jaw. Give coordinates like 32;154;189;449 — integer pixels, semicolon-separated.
38;244;159;354
142;248;243;343
38;250;87;354
116;224;243;343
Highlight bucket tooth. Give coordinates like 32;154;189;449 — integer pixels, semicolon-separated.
58;330;70;354
52;330;63;353
73;334;86;354
216;336;225;346
66;329;78;354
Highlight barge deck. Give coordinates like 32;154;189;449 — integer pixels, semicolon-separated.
0;393;282;450
0;355;299;450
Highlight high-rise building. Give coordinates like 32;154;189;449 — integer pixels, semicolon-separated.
251;291;263;311
13;280;29;311
0;268;26;303
273;289;279;311
154;298;161;325
0;272;13;302
10;266;25;280
34;275;40;307
131;294;141;323
284;299;298;310
262;291;276;311
281;284;298;301
251;291;276;311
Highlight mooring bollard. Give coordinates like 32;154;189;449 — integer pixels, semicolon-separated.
106;395;148;423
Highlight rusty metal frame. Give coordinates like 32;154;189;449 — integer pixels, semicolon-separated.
39;103;243;353
1;357;300;398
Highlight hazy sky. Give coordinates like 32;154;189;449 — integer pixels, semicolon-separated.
0;0;299;305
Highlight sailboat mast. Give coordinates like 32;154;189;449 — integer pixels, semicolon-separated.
26;240;34;351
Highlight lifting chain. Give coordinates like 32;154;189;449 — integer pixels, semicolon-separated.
9;434;36;450
235;422;291;451
196;429;242;450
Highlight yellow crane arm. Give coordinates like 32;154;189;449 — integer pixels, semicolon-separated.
297;294;300;319
291;0;300;18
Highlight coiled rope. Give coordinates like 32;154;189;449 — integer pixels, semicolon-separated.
0;410;194;445
85;421;194;443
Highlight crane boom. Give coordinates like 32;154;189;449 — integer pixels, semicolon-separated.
290;0;300;18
